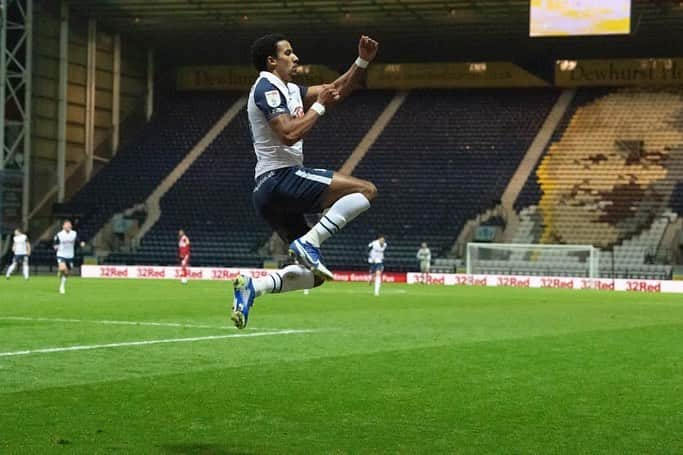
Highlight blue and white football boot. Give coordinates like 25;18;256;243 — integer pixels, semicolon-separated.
231;275;256;329
288;238;334;281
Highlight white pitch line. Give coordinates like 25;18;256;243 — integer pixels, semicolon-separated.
0;329;314;358
0;316;287;332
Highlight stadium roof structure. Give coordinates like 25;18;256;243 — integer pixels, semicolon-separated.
66;0;683;64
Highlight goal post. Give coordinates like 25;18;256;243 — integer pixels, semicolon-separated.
466;243;600;278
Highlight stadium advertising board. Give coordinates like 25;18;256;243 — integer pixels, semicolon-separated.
82;266;405;283
176;62;548;90
556;58;683;86
331;271;406;283
176;65;256;91
406;273;683;293
176;65;340;90
83;266;683;293
366;62;548;89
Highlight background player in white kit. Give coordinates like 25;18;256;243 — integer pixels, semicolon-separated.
368;235;387;296
6;228;30;280
417;242;432;273
54;220;85;294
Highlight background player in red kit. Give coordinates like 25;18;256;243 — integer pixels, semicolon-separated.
178;229;191;284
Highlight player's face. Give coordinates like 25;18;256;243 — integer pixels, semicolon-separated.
63;221;72;232
272;40;298;82
178;230;184;238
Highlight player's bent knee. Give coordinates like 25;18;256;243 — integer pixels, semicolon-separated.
361;180;377;202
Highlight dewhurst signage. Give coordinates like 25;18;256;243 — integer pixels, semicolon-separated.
556;59;683;86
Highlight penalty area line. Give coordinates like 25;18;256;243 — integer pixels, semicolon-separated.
0;329;316;358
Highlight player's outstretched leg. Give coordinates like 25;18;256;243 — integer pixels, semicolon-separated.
230;275;256;329
290;173;377;280
6;260;17;279
58;263;68;294
374;271;382;296
231;265;321;329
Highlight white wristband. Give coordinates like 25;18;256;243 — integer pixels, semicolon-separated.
311;102;326;116
355;57;369;69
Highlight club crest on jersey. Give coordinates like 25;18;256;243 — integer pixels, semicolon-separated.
265;90;281;107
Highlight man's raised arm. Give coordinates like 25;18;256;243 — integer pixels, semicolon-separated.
304;35;379;108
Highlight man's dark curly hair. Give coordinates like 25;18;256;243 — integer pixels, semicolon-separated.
251;33;289;72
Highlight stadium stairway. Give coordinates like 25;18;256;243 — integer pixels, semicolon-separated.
90;95;248;256
500;89;576;239
60;92;241;242
338;91;408;175
131;96;248;246
450;89;576;256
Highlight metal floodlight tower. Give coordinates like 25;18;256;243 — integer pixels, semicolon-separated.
0;0;33;231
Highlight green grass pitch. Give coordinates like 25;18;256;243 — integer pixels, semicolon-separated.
1;276;682;454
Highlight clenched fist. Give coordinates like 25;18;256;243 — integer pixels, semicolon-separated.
358;35;379;62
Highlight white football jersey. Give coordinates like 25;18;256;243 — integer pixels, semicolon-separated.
55;230;78;259
248;71;308;178
13;234;28;255
368;240;387;264
417;247;432;263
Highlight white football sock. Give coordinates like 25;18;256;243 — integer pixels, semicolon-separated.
6;262;16;277
252;265;315;297
300;193;370;247
60;275;67;288
374;274;381;296
22;261;29;279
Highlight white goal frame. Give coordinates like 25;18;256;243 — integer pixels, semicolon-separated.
466;243;600;278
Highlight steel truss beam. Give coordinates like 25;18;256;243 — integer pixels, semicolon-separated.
0;0;32;230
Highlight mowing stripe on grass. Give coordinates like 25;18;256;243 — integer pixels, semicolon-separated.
0;329;314;358
0;316;289;331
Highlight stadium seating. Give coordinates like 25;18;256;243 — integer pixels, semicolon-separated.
511;88;683;279
105;90;395;266
61;87;682;279
60;92;239;242
514;88;612;212
322;88;560;271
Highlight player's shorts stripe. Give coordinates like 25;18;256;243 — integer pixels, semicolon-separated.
295;169;332;185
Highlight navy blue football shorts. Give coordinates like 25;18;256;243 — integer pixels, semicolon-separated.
253;166;334;243
369;262;384;273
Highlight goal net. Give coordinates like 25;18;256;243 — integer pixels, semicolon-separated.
466;243;600;278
